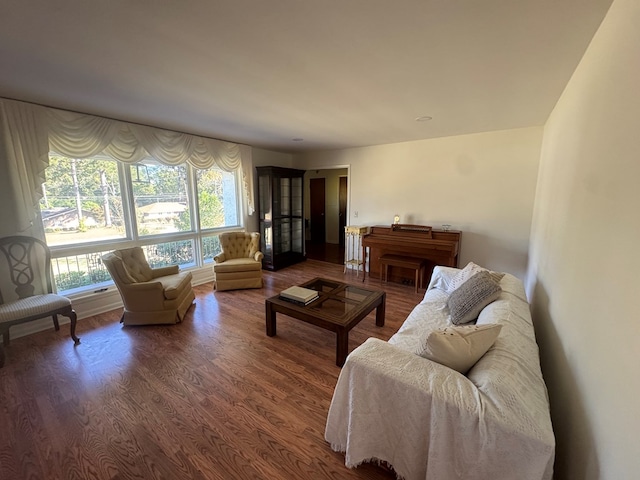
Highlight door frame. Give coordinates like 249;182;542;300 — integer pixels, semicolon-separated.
302;165;351;248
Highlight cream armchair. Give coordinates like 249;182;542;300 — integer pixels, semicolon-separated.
213;232;263;291
102;247;195;326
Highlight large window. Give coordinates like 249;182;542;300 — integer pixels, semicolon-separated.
40;153;242;293
131;161;191;236
42;155;126;246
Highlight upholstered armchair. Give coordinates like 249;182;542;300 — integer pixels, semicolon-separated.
213;232;263;291
102;247;195;326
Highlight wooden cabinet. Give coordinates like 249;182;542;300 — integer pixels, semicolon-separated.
256;166;306;270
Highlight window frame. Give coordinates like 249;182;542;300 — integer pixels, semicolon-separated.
43;153;245;294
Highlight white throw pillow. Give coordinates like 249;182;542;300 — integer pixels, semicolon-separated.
416;323;503;374
446;262;504;294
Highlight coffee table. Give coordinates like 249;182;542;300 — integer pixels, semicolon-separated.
265;277;386;366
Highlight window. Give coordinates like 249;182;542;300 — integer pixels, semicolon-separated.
131;161;191;236
41;154;241;293
41;155;126;247
196;168;239;230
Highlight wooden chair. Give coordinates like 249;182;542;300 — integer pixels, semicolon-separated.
0;236;80;368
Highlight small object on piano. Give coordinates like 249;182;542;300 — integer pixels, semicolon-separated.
393;214;400;225
442;224;451;232
391;224;433;238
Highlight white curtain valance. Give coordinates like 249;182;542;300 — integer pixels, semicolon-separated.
46;107;253;213
46;108;243;171
0;98;254;234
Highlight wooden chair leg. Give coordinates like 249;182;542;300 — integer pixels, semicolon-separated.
63;308;80;345
69;310;80;345
0;343;4;368
1;328;9;347
52;314;60;331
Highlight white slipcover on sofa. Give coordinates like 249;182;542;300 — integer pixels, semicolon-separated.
325;266;555;480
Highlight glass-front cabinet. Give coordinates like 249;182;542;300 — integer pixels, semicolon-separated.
256;166;306;270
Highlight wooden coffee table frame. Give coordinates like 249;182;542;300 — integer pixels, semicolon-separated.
265;277;386;366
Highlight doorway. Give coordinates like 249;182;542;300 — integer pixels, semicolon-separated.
304;168;348;265
339;176;347;247
309;178;326;244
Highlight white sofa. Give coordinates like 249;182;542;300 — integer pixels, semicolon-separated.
325;266;555;480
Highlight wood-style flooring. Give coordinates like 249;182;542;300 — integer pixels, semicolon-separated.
304;242;344;266
0;259;425;480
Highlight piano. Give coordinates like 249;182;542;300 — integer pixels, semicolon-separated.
362;224;461;286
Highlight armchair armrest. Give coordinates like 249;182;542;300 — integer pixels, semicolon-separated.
151;265;179;278
254;252;264;262
214;253;227;263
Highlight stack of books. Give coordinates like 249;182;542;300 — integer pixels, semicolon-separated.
279;285;319;306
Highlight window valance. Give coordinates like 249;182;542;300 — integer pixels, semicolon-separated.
0;98;254;236
46;108;243;170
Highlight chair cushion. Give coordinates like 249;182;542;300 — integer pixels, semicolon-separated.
0;294;71;323
154;271;193;300
219;232;261;260
104;255;137;284
213;258;262;273
116;247;153;282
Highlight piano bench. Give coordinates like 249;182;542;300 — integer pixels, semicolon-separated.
379;254;426;293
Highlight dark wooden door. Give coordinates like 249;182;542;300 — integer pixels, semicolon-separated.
339;176;347;246
310;177;326;244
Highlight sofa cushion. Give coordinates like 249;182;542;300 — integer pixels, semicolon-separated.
448;270;502;324
416;323;503;374
446;261;504;294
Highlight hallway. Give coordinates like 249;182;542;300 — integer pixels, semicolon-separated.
305;241;344;265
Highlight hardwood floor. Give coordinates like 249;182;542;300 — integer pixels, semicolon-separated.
304;242;344;265
0;260;424;479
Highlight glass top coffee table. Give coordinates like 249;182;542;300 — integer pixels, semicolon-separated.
265;278;386;366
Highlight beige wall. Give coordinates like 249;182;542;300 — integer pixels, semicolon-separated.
528;0;639;478
294;127;542;279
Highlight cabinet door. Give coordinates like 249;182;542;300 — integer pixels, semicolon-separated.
278;176;290;217
258;174;271;221
260;221;272;264
273;219;292;255
292;176;302;217
292;218;303;253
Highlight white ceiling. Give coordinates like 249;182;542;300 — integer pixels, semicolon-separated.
0;0;613;153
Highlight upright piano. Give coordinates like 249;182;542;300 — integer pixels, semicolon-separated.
362;224;461;286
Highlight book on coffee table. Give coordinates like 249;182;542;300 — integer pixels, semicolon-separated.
280;285;319;304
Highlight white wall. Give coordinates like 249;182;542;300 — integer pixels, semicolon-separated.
294;127;542;279
251;147;292;168
528;0;639;478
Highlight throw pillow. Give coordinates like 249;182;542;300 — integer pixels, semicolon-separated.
416;323;503;374
446;262;504;294
447;270;502;325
